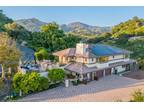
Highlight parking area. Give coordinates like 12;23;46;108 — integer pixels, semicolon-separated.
17;75;141;102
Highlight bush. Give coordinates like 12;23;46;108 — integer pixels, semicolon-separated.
25;72;41;93
12;72;23;93
38;77;49;91
130;89;144;102
12;72;49;95
48;68;65;83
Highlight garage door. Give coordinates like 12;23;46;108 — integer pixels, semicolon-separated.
105;68;111;76
96;70;104;78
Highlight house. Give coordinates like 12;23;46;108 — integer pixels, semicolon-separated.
53;43;138;81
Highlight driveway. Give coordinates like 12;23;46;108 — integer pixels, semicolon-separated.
18;75;142;102
123;70;144;80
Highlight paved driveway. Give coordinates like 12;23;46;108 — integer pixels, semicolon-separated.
18;75;141;102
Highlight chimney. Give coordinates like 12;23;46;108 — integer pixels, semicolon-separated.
76;42;89;55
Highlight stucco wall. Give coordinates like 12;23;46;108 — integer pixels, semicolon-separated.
59;56;68;64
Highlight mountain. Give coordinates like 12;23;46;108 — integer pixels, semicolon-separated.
15;18;47;32
15;18;111;35
61;22;111;35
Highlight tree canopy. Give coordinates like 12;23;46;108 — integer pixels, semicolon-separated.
28;22;80;52
0;10;13;31
34;48;48;61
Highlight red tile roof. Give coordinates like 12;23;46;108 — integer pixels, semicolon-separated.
53;48;76;57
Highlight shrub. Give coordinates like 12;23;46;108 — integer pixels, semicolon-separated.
38;77;49;91
130;89;144;102
12;71;49;95
48;68;65;83
12;72;23;93
19;72;31;95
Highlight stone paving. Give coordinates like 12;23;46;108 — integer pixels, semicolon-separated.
18;75;142;102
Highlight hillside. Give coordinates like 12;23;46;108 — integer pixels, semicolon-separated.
15;18;47;32
15;18;111;35
112;16;144;38
61;22;111;35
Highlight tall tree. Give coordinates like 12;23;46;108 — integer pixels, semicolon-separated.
0;32;21;80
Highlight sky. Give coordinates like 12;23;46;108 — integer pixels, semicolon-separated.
1;6;144;26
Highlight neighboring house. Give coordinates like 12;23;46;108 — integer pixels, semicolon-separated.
53;43;138;81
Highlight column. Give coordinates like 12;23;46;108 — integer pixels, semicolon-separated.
79;74;83;81
92;72;95;80
103;70;106;77
87;73;90;80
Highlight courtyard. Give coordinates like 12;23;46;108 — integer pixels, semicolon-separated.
17;75;144;102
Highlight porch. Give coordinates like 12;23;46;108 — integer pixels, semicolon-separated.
64;60;138;83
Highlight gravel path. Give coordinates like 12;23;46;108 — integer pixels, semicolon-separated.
18;75;143;102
